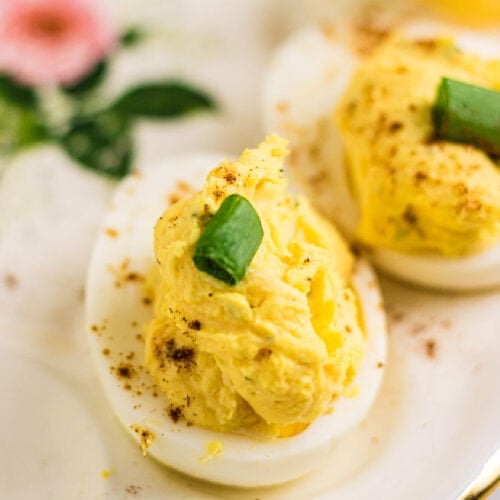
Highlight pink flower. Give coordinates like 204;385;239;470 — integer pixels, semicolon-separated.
0;0;116;86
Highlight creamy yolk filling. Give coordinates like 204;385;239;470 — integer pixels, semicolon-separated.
336;36;500;257
143;136;365;436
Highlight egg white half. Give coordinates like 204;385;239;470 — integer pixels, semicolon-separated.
85;154;387;487
263;20;500;291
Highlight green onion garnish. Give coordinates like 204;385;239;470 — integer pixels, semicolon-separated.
193;194;263;285
432;77;500;156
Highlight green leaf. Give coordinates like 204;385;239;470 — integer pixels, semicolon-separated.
60;111;132;179
16;111;48;146
0;93;47;154
120;27;144;47
62;60;108;95
112;81;216;119
0;74;37;108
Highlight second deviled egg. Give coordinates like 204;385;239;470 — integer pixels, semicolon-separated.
264;17;500;291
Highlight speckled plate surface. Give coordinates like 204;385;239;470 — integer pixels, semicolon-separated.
0;0;499;498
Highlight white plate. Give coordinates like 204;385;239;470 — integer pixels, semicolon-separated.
0;0;499;498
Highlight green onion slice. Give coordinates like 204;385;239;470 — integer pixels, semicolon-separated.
432;77;500;156
193;194;263;285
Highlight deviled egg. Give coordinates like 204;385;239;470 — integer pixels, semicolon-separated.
264;17;500;291
85;136;387;487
